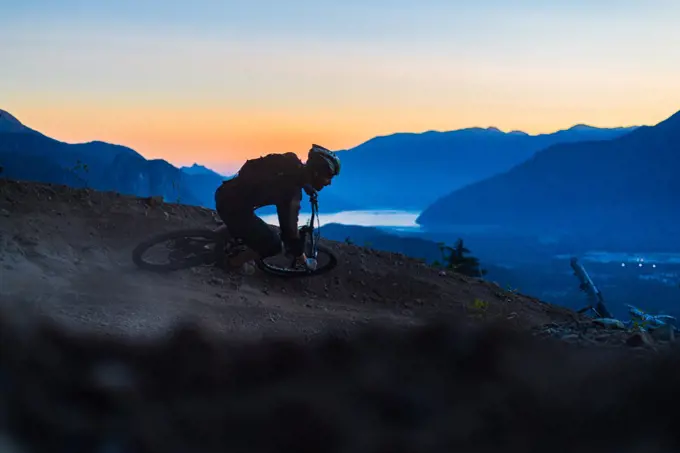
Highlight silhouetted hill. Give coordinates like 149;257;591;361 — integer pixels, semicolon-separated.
326;124;637;209
180;163;225;178
0;110;359;213
0;109;43;134
0;128;209;206
417;109;680;247
0;108;640;215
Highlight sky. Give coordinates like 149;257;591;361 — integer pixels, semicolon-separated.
2;0;680;173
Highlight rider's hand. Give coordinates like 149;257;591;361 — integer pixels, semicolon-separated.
295;253;308;267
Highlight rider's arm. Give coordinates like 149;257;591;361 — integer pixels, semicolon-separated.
276;188;303;254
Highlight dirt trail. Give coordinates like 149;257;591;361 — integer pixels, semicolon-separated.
0;179;577;339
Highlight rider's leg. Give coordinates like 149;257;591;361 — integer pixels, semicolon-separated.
212;221;257;268
214;183;256;270
225;212;282;270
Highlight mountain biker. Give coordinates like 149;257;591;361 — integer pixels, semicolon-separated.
214;144;341;271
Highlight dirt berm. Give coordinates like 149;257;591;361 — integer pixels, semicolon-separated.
0;178;580;339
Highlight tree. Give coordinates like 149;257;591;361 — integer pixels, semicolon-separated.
436;238;487;277
71;160;90;188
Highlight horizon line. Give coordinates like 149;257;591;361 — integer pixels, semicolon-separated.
1;105;661;149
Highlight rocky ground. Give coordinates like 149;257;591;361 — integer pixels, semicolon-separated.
1;178;680;452
531;318;676;352
0;178;580;339
1;178;677;348
1;179;674;349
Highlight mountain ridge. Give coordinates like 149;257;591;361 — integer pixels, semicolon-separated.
326;122;639;209
0;110;358;213
0;107;645;215
416;108;680;247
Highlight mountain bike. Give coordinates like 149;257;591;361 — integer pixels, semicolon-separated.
131;190;337;278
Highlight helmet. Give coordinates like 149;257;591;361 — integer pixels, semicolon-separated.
307;144;341;177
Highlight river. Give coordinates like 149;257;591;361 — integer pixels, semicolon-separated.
260;209;421;229
261;209;680;267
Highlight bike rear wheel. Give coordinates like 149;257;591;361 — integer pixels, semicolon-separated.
255;244;338;278
132;228;225;272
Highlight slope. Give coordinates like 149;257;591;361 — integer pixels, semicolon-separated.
416;109;680;246
326;124;637;209
0;178;583;340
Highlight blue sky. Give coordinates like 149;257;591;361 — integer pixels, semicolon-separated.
2;0;679;170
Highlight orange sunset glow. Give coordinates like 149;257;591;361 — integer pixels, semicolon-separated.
3;1;680;174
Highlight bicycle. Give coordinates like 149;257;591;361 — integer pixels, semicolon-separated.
131;190;337;278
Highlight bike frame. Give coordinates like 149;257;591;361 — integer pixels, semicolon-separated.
299;189;321;262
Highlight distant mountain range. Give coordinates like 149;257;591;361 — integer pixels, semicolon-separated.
325;124;638;210
179;163;226;178
0;110;358;213
416;109;680;247
0;110;217;206
0;108;649;222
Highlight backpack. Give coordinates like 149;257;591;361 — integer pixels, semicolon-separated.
236;152;302;184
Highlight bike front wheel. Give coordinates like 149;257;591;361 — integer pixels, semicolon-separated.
254;244;337;278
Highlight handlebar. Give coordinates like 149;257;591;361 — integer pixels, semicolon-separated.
304;186;319;212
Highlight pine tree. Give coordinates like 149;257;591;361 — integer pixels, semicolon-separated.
437;238;486;277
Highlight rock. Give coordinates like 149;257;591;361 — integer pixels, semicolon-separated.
0;208;9;217
628;305;676;330
242;263;256;275
651;324;675;342
592;318;626;330
626;331;654;348
209;277;224;286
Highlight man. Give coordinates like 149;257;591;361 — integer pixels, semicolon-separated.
214;144;341;271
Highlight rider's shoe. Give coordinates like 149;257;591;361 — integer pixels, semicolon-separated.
223;246;257;276
224;260;255;276
241;261;256;275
